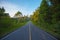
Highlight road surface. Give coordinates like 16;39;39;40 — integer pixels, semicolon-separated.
1;22;57;40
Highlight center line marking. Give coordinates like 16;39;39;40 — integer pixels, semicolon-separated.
29;24;31;40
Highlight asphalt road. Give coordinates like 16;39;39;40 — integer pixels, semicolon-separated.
1;22;57;40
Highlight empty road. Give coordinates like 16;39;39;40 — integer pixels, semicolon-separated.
1;22;57;40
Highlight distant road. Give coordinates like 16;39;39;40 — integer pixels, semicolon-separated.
1;22;57;40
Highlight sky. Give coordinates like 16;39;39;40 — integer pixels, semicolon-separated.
0;0;42;17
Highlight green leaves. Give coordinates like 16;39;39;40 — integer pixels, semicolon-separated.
15;11;22;16
0;7;5;13
31;0;60;39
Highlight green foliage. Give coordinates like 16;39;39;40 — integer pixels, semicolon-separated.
0;7;5;17
14;11;22;16
0;7;5;13
0;7;11;28
31;0;60;39
0;7;29;39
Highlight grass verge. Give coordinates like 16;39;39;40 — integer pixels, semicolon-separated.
32;21;60;40
0;22;27;39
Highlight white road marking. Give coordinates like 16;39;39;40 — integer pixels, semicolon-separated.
29;24;31;40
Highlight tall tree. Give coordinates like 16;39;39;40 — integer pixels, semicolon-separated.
0;7;5;16
39;0;51;23
49;0;60;23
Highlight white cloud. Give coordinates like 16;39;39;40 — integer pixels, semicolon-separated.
0;1;33;17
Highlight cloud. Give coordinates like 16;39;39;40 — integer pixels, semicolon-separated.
0;1;33;17
0;1;20;17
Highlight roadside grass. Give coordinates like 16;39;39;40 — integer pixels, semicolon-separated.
32;21;60;40
0;22;27;39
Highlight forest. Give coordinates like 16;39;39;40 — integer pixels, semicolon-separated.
31;0;60;40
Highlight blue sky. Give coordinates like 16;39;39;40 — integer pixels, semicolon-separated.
0;0;42;17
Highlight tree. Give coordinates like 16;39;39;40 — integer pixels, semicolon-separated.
0;7;5;13
49;0;60;5
39;0;52;23
32;9;40;23
0;7;5;16
49;0;60;23
0;7;11;28
31;0;60;39
14;11;22;18
14;11;23;23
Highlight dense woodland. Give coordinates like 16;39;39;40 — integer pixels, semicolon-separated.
31;0;60;39
0;7;29;38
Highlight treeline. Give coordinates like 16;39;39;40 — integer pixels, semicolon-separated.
31;0;60;39
0;7;29;38
0;7;11;28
